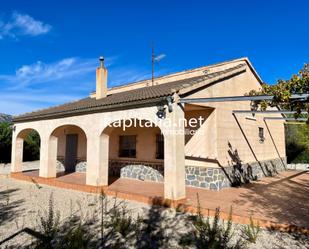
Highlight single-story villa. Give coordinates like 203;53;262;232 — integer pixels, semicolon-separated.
11;57;286;201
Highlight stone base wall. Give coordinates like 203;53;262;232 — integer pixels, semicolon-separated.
287;163;309;170
56;158;164;180
76;161;87;172
109;159;163;178
185;157;287;190
56;159;65;172
56;157;87;172
120;165;164;182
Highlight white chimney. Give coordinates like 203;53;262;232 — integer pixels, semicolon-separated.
96;56;108;99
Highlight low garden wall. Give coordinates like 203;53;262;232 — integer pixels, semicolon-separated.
55;157;291;191
185;157;287;190
120;165;164;182
110;159;164;182
287;163;309;170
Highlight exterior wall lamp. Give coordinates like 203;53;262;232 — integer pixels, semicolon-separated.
156;105;166;119
156;96;174;119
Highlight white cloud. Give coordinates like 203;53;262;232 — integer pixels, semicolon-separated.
0;11;51;39
0;55;172;115
0;56;117;115
1;57;101;89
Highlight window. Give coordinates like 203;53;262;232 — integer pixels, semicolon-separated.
258;127;265;142
119;135;136;158
156;134;164;159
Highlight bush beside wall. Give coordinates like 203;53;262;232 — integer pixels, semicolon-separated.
285;123;309;163
0;121;40;163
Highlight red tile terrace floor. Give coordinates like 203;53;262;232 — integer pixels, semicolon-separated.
11;169;309;234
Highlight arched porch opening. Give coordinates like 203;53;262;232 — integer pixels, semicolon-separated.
13;128;41;173
101;119;164;185
49;125;87;176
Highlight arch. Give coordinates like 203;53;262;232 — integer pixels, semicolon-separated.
49;124;88;175
49;124;88;140
12;128;41;173
99;118;165;185
16;128;41;140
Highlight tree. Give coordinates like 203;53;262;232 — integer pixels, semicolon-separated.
248;64;309;122
23;130;41;161
0;122;40;163
0;122;12;163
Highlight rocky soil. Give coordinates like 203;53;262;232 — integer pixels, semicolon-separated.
0;176;308;248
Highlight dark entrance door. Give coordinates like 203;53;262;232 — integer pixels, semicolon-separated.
65;134;78;173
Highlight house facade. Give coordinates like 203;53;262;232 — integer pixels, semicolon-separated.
11;57;286;201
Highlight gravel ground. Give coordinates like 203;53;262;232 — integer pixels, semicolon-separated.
0;161;40;175
0;176;308;248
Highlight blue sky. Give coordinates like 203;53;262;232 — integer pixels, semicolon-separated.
0;0;308;115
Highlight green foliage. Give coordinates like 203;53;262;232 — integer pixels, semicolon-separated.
56;224;91;249
136;205;167;249
241;216;260;244
0;122;12;163
35;193;60;249
285;123;309;163
96;190;142;248
23;130;41;161
0;123;41;163
107;201;140;238
26;193;259;249
248;64;309;122
181;195;245;249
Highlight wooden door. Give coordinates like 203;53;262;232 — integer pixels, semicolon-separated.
65;134;78;173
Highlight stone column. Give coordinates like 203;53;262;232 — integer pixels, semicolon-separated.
86;134;109;186
39;136;57;178
11;136;23;173
163;103;186;200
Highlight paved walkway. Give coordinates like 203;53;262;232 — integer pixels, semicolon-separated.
12;169;309;232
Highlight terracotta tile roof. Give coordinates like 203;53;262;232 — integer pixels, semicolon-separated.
13;63;246;122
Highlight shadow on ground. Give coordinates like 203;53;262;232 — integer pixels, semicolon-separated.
0;187;24;227
232;171;309;228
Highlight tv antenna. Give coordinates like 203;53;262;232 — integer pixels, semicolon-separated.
151;43;166;86
151;45;155;86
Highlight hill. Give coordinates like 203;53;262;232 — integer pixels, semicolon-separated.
0;113;12;123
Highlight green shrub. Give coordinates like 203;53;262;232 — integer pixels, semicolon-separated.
35;193;60;249
56;224;91;249
180;195;245;249
0;122;12;163
0;122;41;163
107;203;140;238
285;123;309;163
23;130;41;161
241;216;260;244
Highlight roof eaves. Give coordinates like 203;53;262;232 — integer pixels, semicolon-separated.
13;96;168;123
176;63;247;96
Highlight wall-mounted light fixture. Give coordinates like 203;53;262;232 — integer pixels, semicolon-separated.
258;127;265;143
156;105;166;119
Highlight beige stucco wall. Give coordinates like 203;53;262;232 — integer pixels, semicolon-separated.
52;126;87;160
12;103;186;200
184;64;286;167
108;125;163;162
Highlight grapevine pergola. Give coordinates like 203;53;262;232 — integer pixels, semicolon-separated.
180;93;309;121
181;63;309;123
